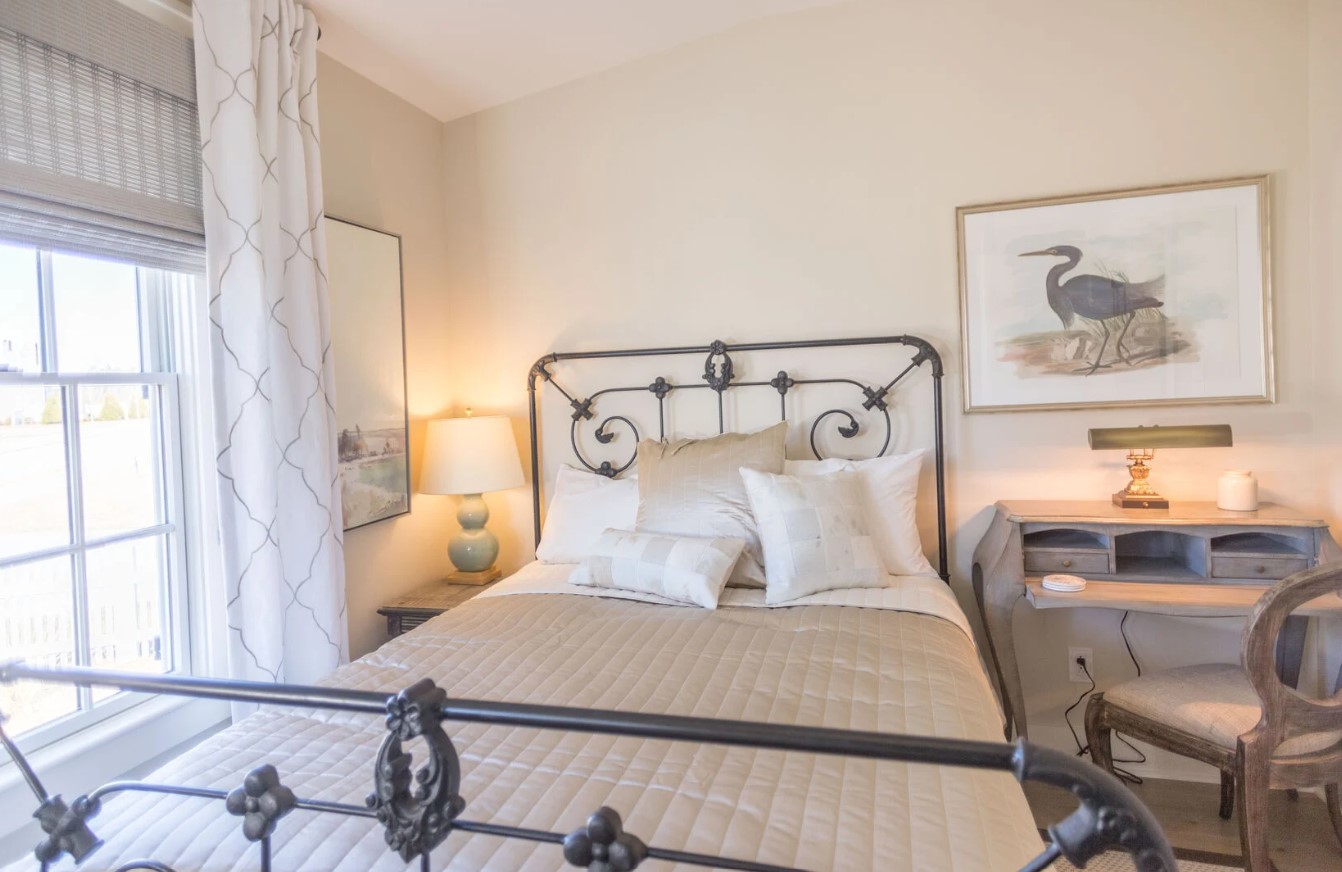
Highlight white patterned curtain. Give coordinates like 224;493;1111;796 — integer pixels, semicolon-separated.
193;0;347;694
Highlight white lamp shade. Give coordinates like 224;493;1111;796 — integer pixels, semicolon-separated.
420;416;524;495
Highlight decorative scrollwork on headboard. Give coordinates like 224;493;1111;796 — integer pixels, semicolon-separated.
570;412;639;477
527;335;948;581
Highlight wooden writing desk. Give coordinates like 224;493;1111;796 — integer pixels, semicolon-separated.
972;500;1341;740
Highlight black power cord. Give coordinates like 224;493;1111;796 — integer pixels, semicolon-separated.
1120;610;1142;677
1064;621;1148;786
1062;657;1096;753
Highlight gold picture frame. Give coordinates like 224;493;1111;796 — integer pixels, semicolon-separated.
956;175;1273;413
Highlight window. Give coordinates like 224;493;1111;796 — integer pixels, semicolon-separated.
0;240;200;739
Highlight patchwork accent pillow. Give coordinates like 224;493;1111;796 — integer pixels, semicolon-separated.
634;422;787;588
783;450;935;577
740;467;886;604
569;530;746;609
536;465;639;564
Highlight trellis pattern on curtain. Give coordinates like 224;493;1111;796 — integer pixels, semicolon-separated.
193;0;347;691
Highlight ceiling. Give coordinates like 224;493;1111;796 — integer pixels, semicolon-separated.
305;0;846;122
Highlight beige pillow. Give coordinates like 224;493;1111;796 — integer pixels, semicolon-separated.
634;422;787;587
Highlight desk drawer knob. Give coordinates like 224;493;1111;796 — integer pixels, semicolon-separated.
1061;559;1072;568
1255;565;1267;574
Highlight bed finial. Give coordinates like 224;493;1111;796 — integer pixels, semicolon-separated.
562;806;648;871
226;765;296;841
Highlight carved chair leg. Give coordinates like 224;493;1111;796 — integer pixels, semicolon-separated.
1219;770;1235;821
1083;696;1113;772
1235;740;1273;872
1326;783;1342;850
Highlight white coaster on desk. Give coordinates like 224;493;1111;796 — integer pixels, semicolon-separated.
1042;574;1087;593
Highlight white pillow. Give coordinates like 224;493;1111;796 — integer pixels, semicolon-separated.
740;467;886;604
536;465;639;564
634;422;787;588
569;530;746;609
783;451;935;577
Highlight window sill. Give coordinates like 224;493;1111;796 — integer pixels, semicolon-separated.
0;694;227;863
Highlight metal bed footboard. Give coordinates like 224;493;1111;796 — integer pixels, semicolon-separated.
1;662;1174;871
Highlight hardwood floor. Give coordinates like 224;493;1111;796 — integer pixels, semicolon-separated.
1025;777;1342;871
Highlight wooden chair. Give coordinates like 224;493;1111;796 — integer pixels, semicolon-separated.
1084;563;1342;871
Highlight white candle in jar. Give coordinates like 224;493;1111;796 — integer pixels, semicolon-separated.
1217;470;1258;511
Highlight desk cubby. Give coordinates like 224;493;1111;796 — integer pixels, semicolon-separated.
1113;530;1206;580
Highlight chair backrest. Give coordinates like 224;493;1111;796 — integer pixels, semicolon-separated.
1241;562;1342;753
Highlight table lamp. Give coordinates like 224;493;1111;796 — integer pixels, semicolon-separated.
1088;424;1232;509
420;413;524;583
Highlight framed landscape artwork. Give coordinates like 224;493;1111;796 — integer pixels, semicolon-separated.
956;176;1273;412
325;217;411;530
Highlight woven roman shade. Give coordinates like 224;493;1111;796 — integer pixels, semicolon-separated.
0;0;203;271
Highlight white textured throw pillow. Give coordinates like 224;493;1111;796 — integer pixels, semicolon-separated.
783;451;936;577
569;530;746;609
634;422;787;588
740;467;886;604
536;465;639;564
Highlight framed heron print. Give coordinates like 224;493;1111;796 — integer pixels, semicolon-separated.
956;176;1272;412
326;217;411;529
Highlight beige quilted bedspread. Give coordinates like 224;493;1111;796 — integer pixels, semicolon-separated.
50;586;1042;871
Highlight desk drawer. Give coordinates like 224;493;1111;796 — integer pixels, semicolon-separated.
1210;555;1309;580
1024;551;1110;575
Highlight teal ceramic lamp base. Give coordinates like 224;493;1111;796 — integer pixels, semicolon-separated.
447;493;501;584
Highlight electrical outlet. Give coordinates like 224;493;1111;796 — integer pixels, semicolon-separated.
1068;647;1094;683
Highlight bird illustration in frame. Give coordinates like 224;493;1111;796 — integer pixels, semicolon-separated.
1017;244;1166;375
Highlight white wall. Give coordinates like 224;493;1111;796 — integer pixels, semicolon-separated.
431;0;1338;774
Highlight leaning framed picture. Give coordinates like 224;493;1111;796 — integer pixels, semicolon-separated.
956;176;1273;412
325;216;411;530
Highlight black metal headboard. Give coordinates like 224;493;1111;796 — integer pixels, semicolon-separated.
526;335;949;581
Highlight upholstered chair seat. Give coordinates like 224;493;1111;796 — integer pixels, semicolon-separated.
1085;564;1342;871
1102;663;1342;758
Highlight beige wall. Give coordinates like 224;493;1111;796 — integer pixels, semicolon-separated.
317;56;458;658
434;0;1337;772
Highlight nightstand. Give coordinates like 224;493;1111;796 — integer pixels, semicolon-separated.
377;580;499;637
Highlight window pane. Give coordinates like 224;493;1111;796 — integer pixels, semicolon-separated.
87;536;168;703
79;384;164;538
52;251;142;373
0;241;41;372
0;556;78;736
0;385;71;558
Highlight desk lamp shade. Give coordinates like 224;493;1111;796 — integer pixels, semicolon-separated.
421;416;524;580
1088;424;1232;509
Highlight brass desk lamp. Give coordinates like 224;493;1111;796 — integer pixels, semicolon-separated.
1088;424;1233;509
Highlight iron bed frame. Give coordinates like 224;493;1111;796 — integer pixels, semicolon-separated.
0;335;1176;872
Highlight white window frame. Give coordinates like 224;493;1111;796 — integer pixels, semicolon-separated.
0;248;197;750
